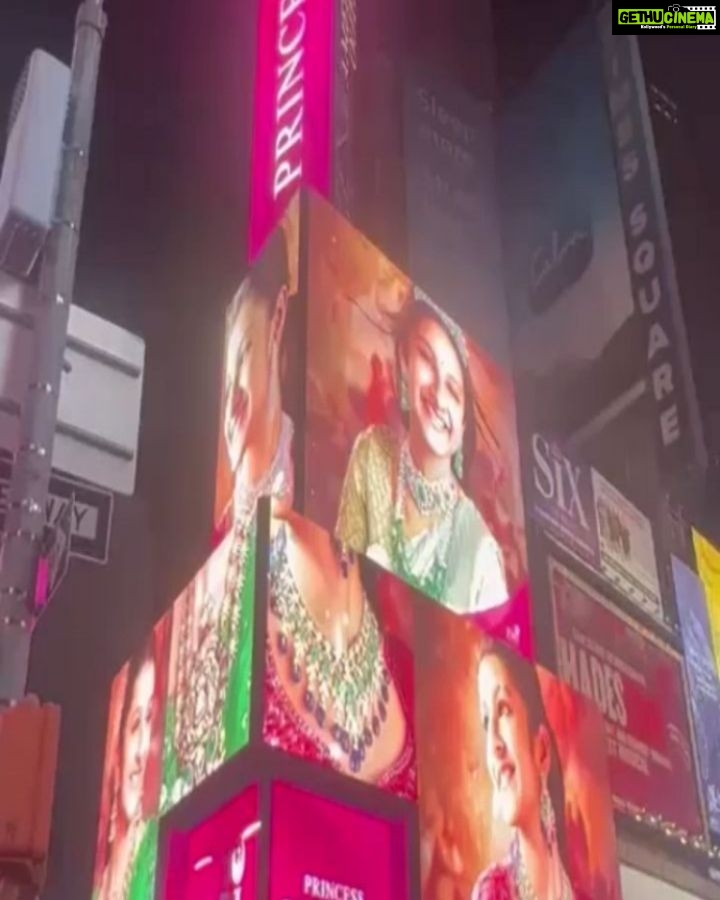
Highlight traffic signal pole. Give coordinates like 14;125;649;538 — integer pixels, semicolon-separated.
0;0;107;703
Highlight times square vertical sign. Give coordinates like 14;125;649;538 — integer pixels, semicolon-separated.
249;0;334;259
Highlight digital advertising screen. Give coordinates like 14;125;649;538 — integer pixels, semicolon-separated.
549;558;703;838
162;520;257;812
303;194;531;657
92;614;171;900
262;510;417;800
214;196;301;543
163;785;261;900
692;529;720;678
414;597;620;900
268;782;409;900
672;556;720;841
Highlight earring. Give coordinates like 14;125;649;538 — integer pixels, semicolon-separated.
452;448;464;481
540;783;557;850
399;374;409;412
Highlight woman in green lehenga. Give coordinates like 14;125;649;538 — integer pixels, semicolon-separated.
94;638;161;900
336;290;508;614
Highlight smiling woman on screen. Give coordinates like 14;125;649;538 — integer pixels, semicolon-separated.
473;642;584;900
95;637;160;900
335;288;508;614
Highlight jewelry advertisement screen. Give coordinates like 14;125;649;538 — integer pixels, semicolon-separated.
162;519;257;813
268;782;409;900
303;193;531;657
92;614;171;900
166;785;260;900
214;195;300;545
415;599;621;900
263;511;417;800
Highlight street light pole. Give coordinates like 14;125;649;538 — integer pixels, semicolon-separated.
0;0;108;702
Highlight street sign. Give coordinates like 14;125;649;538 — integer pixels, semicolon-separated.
0;454;112;564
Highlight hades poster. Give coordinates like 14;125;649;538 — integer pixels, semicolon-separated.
262;511;417;800
415;599;620;900
672;556;720;840
214;196;300;543
550;558;703;836
162;521;257;812
164;786;260;900
303;193;531;656
92;614;171;900
268;782;408;899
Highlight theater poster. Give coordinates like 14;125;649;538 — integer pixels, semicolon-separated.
550;558;703;837
672;556;720;841
303;193;531;657
415;598;621;900
268;782;408;900
693;529;720;677
526;431;663;626
591;469;661;621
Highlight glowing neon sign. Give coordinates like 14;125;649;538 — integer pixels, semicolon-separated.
249;0;333;258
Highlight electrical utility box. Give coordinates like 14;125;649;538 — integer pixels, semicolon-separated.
0;50;71;280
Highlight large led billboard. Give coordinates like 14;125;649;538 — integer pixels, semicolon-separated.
415;597;621;900
214;196;300;543
92;615;171;900
164;786;261;900
93;522;257;898
162;524;257;811
268;782;409;899
303;194;531;656
262;511;417;799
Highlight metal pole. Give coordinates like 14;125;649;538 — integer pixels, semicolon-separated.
0;0;107;702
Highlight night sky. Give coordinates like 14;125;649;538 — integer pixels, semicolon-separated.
1;0;719;897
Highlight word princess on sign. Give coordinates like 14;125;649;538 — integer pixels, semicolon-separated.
273;0;307;199
290;875;365;900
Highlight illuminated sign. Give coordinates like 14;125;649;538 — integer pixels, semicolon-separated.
600;11;706;471
249;0;333;258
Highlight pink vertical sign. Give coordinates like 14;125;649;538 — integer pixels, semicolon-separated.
248;0;334;259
